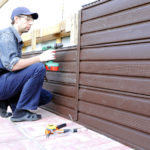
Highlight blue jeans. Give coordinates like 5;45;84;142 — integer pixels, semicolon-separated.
0;63;52;112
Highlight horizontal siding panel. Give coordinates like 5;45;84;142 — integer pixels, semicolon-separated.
82;3;150;33
78;113;150;150
46;72;76;84
80;73;150;95
44;102;75;119
82;0;150;21
80;61;150;77
59;62;76;72
80;43;150;60
22;54;39;58
52;94;76;109
56;50;77;61
22;51;41;58
43;82;76;97
79;88;150;117
56;46;77;52
79;101;150;133
22;47;77;62
81;22;150;46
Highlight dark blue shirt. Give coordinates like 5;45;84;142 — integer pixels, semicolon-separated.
0;26;23;71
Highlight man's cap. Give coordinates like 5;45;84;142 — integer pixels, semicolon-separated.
11;7;38;20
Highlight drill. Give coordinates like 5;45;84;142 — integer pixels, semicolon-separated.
42;43;63;71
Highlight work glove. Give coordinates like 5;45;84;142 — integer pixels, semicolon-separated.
39;50;56;62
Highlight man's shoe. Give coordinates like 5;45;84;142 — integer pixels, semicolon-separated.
0;101;12;118
10;110;41;122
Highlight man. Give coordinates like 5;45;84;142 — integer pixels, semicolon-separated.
0;7;55;122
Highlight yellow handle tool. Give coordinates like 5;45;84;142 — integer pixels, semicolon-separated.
45;123;78;138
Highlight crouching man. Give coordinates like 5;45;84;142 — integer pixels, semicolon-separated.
0;7;54;122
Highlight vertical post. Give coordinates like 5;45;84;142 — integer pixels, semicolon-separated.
74;10;82;121
31;30;36;50
56;37;62;43
22;47;26;53
70;13;78;45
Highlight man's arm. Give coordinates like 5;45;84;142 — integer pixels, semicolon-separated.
12;50;56;71
12;56;40;71
0;31;55;71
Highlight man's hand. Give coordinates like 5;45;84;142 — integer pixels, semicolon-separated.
12;50;56;71
39;50;56;62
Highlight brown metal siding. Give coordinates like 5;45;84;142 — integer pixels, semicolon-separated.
42;47;77;120
23;0;150;149
78;0;150;149
82;0;150;21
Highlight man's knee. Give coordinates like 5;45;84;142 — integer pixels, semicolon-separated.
31;63;46;75
33;62;45;71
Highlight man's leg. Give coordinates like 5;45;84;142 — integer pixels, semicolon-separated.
39;88;53;106
0;63;50;121
10;88;52;122
7;93;21;112
7;89;53;112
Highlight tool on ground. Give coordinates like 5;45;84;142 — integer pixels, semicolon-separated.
45;123;78;138
42;43;63;71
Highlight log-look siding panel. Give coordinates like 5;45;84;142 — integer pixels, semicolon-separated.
80;74;150;96
80;43;150;61
80;61;150;77
79;88;150;117
82;3;150;33
79;101;150;134
42;47;77;119
82;0;150;21
43;82;76;98
78;113;150;150
78;1;150;149
46;72;76;84
81;22;150;46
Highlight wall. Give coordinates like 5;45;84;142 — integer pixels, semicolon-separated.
23;0;150;149
42;46;77;120
77;0;150;149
